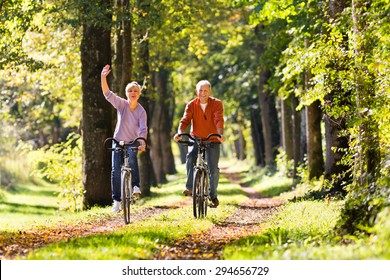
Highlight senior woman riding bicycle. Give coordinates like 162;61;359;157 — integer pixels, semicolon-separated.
101;64;147;212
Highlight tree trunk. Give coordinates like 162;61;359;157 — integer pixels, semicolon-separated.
232;115;246;161
292;96;302;178
255;25;280;169
81;0;113;208
306;99;324;179
136;0;156;195
281;96;294;161
155;69;176;175
258;68;280;169
150;72;167;184
250;103;265;167
113;0;132;98
305;36;324;179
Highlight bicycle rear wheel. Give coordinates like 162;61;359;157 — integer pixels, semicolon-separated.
121;171;132;224
193;169;203;218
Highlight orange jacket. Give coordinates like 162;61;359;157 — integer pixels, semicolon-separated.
179;97;224;142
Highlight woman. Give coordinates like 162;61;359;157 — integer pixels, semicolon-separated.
101;64;147;212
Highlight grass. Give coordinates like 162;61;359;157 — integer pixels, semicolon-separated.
223;171;390;260
0;181;61;230
2;160;248;259
23;205;237;260
2;156;389;260
223;200;344;259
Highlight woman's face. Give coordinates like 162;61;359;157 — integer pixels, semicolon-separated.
126;86;140;102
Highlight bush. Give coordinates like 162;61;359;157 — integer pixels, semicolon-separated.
28;133;83;212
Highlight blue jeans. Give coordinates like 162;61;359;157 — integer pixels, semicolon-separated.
185;141;220;199
111;142;140;202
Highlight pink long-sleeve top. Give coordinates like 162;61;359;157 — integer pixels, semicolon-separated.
105;91;147;143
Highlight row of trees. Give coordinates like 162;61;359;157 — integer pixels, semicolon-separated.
1;0;389;233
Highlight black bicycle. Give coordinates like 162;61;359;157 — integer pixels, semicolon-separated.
178;133;221;218
104;137;147;224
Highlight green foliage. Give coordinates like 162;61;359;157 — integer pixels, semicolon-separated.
250;0;390;235
275;148;294;178
0;0;45;70
1;1;82;149
337;176;390;235
28;133;83;212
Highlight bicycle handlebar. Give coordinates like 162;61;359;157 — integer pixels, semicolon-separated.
177;133;222;145
104;137;147;151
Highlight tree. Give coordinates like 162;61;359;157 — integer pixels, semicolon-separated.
81;0;113;207
323;0;351;194
337;0;384;233
255;24;280;169
135;0;156;195
351;0;380;187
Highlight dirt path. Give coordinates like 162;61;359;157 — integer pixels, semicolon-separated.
0;170;284;260
155;171;285;260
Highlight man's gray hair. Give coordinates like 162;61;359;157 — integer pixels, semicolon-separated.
196;80;211;92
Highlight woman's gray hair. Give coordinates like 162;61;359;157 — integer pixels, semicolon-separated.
126;81;142;93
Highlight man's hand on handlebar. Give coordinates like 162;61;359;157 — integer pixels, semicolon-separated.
217;135;226;143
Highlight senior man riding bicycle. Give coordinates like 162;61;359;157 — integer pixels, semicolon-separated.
173;80;225;208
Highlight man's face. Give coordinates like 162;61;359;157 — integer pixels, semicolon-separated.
196;85;211;104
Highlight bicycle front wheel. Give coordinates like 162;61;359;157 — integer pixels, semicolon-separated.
193;169;207;218
202;171;210;217
121;170;132;224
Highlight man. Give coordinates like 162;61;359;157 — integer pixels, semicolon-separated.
173;80;225;208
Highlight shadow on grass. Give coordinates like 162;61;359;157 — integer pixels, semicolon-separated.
10;184;58;197
0;201;58;215
259;184;295;198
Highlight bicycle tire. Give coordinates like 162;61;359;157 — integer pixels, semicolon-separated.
202;171;210;217
121;170;132;224
198;172;206;217
193;169;202;218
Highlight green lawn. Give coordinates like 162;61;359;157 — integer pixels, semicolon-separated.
1;160;389;260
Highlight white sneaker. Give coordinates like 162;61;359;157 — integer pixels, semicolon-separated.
112;200;121;212
133;186;141;197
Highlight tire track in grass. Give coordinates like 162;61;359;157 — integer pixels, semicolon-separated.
155;170;285;260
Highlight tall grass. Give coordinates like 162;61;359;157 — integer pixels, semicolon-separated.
223;170;390;260
0;152;33;190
